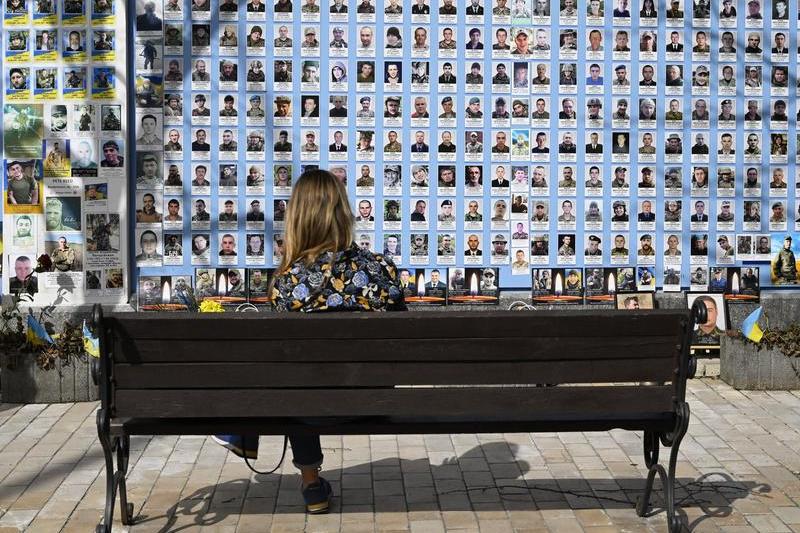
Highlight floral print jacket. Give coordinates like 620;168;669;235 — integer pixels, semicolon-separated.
271;243;406;312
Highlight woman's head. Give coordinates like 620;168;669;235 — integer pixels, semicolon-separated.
280;169;354;271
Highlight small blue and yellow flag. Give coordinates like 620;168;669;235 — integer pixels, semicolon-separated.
741;306;764;343
26;314;54;346
82;320;100;358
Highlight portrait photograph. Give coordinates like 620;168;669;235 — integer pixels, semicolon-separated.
4;159;42;213
686;292;726;348
531;268;552;297
191;233;211;265
137;275;164;307
247;268;273;302
3;104;44;158
770;234;800;285
159;232;183;266
43;234;84;274
615;267;636;292
193;268;218;299
616;292;655;310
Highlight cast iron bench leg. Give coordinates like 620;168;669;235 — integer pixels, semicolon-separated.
117;435;134;525
96;411;134;532
636;402;690;533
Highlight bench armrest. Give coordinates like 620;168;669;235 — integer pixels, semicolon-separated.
676;301;707;399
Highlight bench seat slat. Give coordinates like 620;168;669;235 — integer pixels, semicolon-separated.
115;336;679;363
109;311;686;341
114;359;676;388
115;386;675;419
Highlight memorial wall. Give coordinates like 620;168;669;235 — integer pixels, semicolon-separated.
4;0;800;306
2;0;129;304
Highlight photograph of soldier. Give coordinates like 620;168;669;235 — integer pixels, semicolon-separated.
687;293;725;347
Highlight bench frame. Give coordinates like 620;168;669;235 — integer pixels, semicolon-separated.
92;303;703;533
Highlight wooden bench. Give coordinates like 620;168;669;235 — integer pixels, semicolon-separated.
92;303;704;533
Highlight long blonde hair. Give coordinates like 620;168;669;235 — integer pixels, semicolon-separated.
277;169;354;273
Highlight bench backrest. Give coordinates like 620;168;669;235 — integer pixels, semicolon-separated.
97;309;693;426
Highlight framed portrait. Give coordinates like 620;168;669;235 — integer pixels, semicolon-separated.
686;292;726;348
615;292;655;310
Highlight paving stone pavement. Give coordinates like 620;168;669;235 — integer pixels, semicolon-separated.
1;379;800;532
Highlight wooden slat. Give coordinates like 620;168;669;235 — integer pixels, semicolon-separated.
111;416;677;437
114;336;679;363
108;310;688;341
114;386;674;419
114;358;676;388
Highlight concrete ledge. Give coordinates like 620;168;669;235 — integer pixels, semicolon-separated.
5;294;798;402
720;335;800;390
695;358;720;378
0;305;135;403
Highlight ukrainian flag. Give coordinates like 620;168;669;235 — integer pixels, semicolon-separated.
26;315;54;346
741;307;764;343
82;321;100;358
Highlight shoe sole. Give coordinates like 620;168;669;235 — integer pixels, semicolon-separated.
211;436;258;459
306;500;330;514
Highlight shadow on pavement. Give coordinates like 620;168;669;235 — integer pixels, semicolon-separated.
125;441;769;533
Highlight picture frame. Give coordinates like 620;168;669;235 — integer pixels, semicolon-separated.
615;292;655;310
685;292;727;349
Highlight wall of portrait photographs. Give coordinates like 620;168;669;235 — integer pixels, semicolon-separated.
125;0;800;301
1;0;129;303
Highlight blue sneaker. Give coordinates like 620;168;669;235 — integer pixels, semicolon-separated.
212;435;259;459
302;477;332;514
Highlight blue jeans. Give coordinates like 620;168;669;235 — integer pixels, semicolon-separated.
237;434;323;470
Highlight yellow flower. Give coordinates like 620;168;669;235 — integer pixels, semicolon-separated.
199;300;225;313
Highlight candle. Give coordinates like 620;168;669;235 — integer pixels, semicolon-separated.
139;280;188;310
586;272;615;302
162;280;171;303
218;273;228;296
141;280;188;310
725;271;757;301
203;272;246;304
405;272;446;304
448;272;498;303
532;271;582;303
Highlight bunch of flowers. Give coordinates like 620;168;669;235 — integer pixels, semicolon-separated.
171;286;220;313
199;299;225;313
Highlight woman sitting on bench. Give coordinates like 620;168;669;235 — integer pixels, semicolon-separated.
214;169;406;514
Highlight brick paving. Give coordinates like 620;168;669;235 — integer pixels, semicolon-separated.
0;379;799;532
